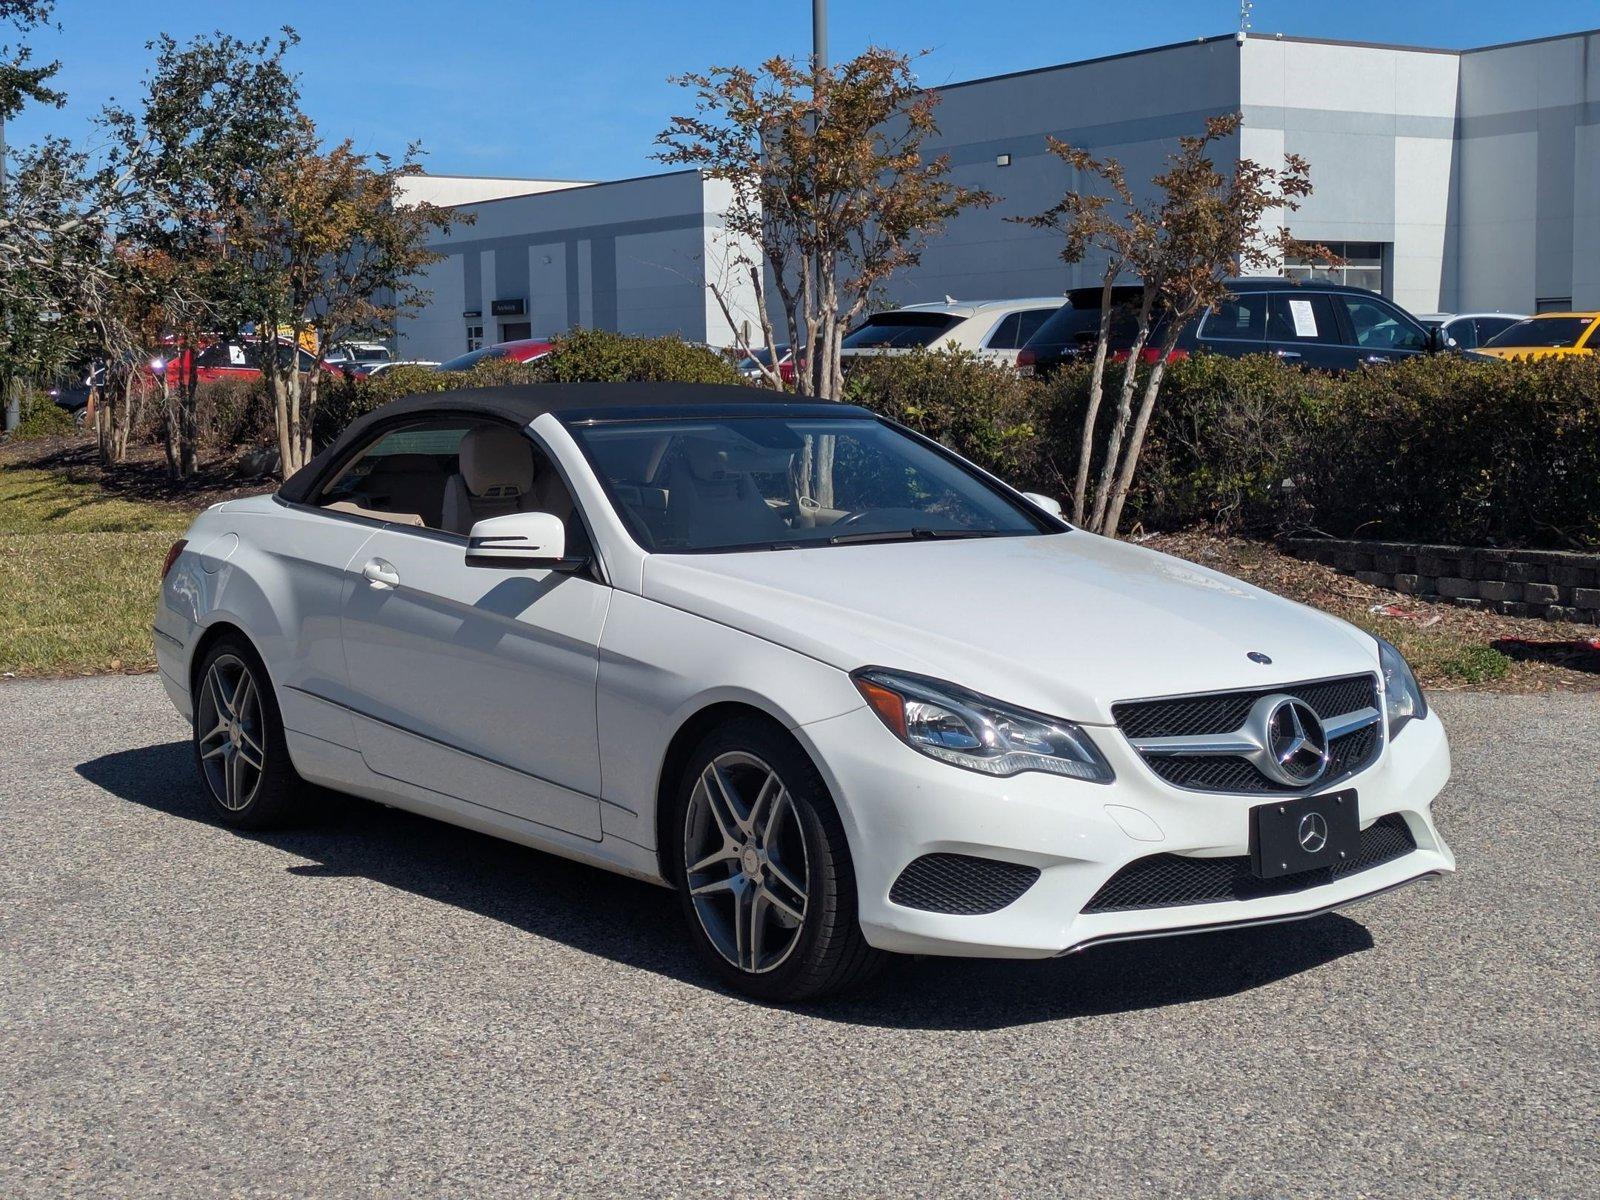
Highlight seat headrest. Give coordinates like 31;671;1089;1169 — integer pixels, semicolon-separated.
459;426;534;497
684;438;792;481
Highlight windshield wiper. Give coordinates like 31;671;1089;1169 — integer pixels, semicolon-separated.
827;527;1008;546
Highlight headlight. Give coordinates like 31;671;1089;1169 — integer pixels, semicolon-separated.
1376;637;1428;739
851;668;1113;783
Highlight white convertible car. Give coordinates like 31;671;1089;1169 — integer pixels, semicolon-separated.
154;383;1454;1001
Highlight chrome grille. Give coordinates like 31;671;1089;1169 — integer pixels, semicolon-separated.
1114;674;1382;794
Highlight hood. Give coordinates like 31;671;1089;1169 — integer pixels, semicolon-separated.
642;533;1379;725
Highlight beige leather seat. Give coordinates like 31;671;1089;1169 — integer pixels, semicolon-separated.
442;426;576;537
442;427;536;534
665;439;789;547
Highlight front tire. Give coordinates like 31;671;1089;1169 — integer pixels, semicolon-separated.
191;635;307;829
671;716;884;1002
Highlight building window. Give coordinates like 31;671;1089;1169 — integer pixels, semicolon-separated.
1284;241;1387;296
465;324;484;353
1536;297;1573;314
499;321;533;342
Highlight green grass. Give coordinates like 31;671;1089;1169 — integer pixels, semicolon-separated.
0;467;195;676
1344;610;1513;688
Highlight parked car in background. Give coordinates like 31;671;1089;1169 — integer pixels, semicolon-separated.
323;343;393;371
361;360;441;378
840;297;1066;369
436;338;555;372
736;344;806;385
1417;313;1526;352
161;338;325;385
155;382;1452;1002
1018;279;1442;377
49;363;104;426
1473;312;1600;361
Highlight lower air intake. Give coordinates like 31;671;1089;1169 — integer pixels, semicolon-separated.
889;853;1041;915
1081;813;1417;914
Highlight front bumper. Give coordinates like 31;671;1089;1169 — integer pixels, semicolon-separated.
795;704;1454;959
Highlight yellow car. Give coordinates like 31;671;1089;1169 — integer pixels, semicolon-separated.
1475;312;1600;360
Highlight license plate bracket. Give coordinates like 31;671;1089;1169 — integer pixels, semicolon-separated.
1249;789;1360;879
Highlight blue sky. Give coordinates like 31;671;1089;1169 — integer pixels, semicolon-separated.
6;1;1591;180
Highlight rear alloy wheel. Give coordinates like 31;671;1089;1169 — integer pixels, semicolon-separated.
673;718;884;1001
191;636;307;829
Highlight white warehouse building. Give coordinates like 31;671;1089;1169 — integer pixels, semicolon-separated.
394;26;1600;360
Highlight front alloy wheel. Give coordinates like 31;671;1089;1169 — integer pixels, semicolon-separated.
684;751;811;974
673;717;884;1001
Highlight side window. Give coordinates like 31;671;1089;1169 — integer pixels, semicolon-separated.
1448;320;1478;350
315;421;582;542
1338;297;1429;352
985;313;1022;350
1013;308;1055;347
1200;293;1267;342
1267;293;1342;344
196;343;235;368
1474;317;1515;345
317;423;474;529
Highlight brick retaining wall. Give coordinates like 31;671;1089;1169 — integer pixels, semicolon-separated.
1280;538;1600;625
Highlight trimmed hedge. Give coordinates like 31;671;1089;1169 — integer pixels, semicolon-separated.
1047;353;1600;548
546;327;742;385
843;348;1049;484
314;329;742;446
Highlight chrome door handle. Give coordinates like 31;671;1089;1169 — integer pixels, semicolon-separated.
362;559;400;589
1363;353;1390;364
1273;348;1302;359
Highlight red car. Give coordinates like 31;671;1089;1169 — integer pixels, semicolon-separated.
437;338;554;372
156;339;327;385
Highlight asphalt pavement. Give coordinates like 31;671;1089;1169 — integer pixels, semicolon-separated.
2;675;1596;1198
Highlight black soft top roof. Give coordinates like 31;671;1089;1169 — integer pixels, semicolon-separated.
278;382;873;504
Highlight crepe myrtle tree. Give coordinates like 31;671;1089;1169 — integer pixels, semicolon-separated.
229;117;460;475
1013;142;1153;526
1026;113;1333;538
102;28;303;477
1;0;63;429
656;47;992;399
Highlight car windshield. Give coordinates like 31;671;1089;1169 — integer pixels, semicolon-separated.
841;312;961;349
567;415;1052;553
1482;317;1593;349
1022;289;1163;356
437;345;508;371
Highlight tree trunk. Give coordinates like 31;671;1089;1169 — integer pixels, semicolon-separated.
179;372;199;477
1102;324;1184;539
1088;286;1156;532
1072;266;1120;524
122;375;144;461
159;375;179;480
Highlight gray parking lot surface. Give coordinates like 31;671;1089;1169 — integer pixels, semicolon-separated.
2;675;1596;1198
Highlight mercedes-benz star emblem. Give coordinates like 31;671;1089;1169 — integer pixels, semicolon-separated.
1242;695;1331;787
1298;811;1329;854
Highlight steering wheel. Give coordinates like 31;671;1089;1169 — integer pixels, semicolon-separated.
833;509;872;527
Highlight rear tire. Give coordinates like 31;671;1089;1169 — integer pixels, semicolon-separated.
670;715;885;1002
191;635;307;829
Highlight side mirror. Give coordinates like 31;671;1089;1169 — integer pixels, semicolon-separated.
465;511;586;572
1021;492;1065;519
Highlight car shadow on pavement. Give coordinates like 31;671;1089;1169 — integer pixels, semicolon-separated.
79;741;1375;1032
